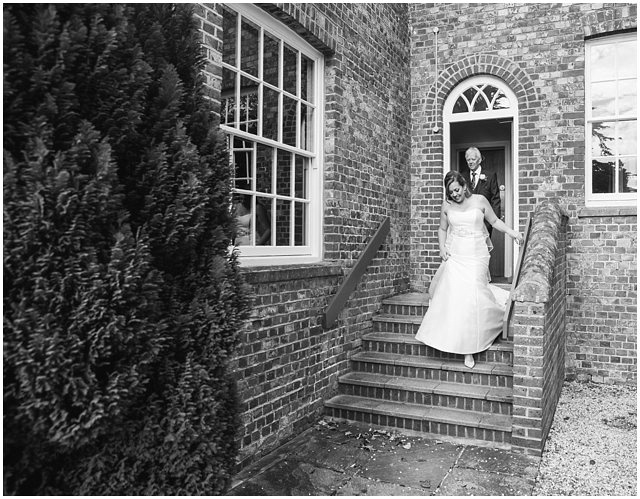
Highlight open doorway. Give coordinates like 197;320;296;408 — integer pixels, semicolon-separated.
451;124;513;281
443;76;519;283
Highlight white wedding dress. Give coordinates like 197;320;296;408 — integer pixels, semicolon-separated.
415;207;510;354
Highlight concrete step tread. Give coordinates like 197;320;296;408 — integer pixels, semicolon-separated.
363;332;513;352
382;292;430;306
373;313;424;324
351;351;513;376
339;371;512;402
325;394;512;431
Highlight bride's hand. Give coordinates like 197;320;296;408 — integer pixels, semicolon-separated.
440;248;450;261
514;232;524;245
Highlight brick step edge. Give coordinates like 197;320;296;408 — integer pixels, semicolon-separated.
363;332;514;352
338;371;513;403
325;395;512;433
351;351;513;377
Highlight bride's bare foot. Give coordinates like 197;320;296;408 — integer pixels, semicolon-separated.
464;354;475;369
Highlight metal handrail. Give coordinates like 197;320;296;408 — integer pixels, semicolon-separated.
322;217;391;329
502;215;533;339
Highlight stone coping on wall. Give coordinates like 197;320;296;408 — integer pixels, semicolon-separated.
512;200;569;304
577;205;637;218
240;261;344;284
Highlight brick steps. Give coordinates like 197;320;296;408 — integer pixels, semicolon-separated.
362;332;513;364
351;351;513;387
325;395;512;446
338;371;512;414
325;291;515;447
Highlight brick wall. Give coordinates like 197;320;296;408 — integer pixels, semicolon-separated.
511;201;568;456
566;207;637;384
409;3;637;383
194;4;223;108
233;264;343;467
197;3;413;469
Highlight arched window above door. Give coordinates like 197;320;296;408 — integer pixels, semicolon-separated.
444;76;517;123
453;84;511;113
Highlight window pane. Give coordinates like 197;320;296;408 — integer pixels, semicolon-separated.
300;103;313;151
254;196;272;245
262;87;279;141
295;155;308;199
493;91;510;110
591;121;615;157
221;68;236;127
275;199;291;246
282;95;297;147
472;93;489;112
222;7;237;67
620;158;637;192
301;55;313;102
484;85;498;104
592;159;615;193
463;87;476;106
283;44;297;95
618;79;637;117
234;193;252;246
617;121;637;156
591;44;613;82
294;202;307;246
234;194;271;246
263;32;279;87
233;136;253;186
256;143;273;194
276;149;292;196
239;75;258;134
240;18;259;77
617;41;637;79
591;81;616;117
453;96;468;113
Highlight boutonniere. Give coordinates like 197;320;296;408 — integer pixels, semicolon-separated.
479;173;487;181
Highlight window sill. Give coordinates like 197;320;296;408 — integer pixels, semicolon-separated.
578;206;637;218
241;261;343;284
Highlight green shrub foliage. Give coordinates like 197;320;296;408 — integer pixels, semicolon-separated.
3;4;250;494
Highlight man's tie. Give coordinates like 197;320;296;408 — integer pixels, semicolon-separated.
471;171;476;189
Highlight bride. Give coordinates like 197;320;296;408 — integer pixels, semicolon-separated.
415;171;523;368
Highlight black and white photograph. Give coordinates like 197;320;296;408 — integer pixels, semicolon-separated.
3;2;636;496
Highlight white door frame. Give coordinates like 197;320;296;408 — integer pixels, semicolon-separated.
443;75;520;276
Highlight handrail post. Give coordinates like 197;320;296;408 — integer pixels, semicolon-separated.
322;217;391;329
502;215;533;339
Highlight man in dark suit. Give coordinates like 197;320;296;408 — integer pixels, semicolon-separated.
465;147;500;236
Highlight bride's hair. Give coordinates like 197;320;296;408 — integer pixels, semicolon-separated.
444;170;472;202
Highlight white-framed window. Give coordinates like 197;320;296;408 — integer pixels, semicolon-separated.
220;3;324;265
585;33;637;207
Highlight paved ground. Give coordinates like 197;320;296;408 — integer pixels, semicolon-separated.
227;419;540;496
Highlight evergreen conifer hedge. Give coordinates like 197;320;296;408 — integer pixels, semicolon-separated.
3;4;250;494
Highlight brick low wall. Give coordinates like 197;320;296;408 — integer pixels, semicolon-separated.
510;200;568;456
232;264;345;468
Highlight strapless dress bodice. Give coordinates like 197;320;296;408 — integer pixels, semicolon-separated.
448;208;486;237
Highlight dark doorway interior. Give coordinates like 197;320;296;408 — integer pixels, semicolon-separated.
451;119;512;281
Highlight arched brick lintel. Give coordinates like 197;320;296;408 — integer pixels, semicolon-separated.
426;54;537;113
